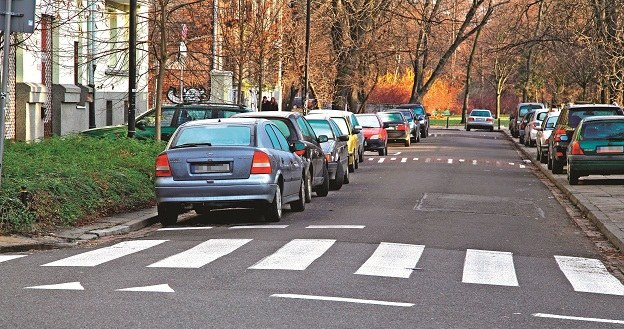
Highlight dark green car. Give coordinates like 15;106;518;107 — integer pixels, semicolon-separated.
81;103;250;141
567;116;624;185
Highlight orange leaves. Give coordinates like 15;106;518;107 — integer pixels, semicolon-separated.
423;79;461;115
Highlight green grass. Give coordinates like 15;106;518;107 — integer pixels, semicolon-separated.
429;116;510;128
0;135;166;234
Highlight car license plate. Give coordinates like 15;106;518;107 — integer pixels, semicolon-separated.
596;146;624;154
193;163;230;173
386;126;395;130
476;118;484;121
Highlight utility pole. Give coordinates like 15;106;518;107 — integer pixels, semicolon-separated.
127;0;137;137
87;0;96;129
303;0;310;115
0;0;13;185
211;0;218;71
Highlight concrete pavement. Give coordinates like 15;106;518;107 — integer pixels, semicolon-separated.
1;128;623;254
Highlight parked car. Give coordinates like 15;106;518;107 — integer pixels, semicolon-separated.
566;116;624;185
397;103;430;138
355;113;389;155
377;111;411;147
518;111;535;144
154;118;306;225
308;109;363;172
510;102;545;138
523;108;551;146
81;103;249;141
233;111;330;201
306;116;350;190
381;108;420;142
466;109;494;131
536;112;559;163
548;103;624;174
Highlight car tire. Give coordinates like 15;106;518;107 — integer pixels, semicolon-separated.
264;184;282;222
315;166;330;197
519;135;524;144
343;163;350;184
290;178;306;212
348;154;355;173
359;149;364;163
304;170;312;203
354;154;359;169
158;203;179;227
552;157;564;174
466;126;471;131
404;138;410;147
378;148;385;156
547;150;553;170
567;165;579;185
421;127;428;138
330;162;345;190
490;127;494;132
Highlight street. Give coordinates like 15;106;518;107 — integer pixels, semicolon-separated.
1;129;623;328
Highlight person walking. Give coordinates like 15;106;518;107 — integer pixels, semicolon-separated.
261;96;269;111
268;97;279;111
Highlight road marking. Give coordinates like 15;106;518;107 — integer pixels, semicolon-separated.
390;157;396;161
555;256;624;295
25;282;84;290
378;158;385;163
523;159;532;163
355;243;425;278
249;239;335;271
509;162;515;166
532;313;624;325
519;165;526;169
306;225;365;229
413;158;419;161
447;159;453;164
0;255;27;263
496;161;501;166
229;225;288;229
158;227;213;231
271;294;414;308
401;158;407;163
472;160;478;165
368;158;374;161
437;158;442;161
393;152;402;155
459;159;465;162
117;284;174;293
425;158;432;163
42;240;167;267
462;249;519;286
148;239;252;268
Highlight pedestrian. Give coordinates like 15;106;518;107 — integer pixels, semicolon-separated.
261;96;269;111
268;97;279;111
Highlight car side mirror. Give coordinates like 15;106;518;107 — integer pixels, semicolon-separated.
317;135;329;143
136;121;146;130
382;122;390;129
352;126;362;134
338;134;349;142
290;141;306;152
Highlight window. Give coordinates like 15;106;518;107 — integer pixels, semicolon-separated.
330;117;350;135
357;115;381;128
271;125;291;151
308;120;335;139
265;125;282;150
377;112;403;123
296;117;315;141
270;119;295;141
172;125;252;147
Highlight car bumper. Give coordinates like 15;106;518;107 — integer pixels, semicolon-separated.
327;161;339;180
387;131;409;140
155;176;277;205
568;156;624;175
364;138;385;151
467;122;493;129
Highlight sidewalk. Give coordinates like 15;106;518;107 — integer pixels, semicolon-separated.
1;130;623;253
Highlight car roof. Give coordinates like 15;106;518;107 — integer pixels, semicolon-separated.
233;111;300;119
396;104;424;108
566;103;622;109
580;115;624;122
181;117;266;127
162;103;247;110
309;109;353;117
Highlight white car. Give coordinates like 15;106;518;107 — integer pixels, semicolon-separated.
466;109;494;131
523;108;551;146
536;111;559;163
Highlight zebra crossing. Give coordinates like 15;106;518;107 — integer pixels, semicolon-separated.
2;238;623;296
367;156;531;169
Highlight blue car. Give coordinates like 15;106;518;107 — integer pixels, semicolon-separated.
155;118;306;226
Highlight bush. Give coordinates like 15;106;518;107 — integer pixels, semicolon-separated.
0;135;165;233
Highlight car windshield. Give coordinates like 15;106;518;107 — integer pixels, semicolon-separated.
378;112;403;123
536;112;549;121
308;120;335;139
519;104;543;117
357;115;381;128
545;116;558;129
140;108;176;127
330;117;350;135
172;125;252;147
568;108;622;128
581;121;624;140
470;110;491;117
399;111;413;122
411;107;425;116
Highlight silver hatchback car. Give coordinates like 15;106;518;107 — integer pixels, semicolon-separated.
155;118;306;226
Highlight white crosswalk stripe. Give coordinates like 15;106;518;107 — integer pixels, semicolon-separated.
462;249;519;286
147;239;252;268
0;255;27;263
42;240;167;267
249;239;335;271
555;256;624;295
355;243;424;278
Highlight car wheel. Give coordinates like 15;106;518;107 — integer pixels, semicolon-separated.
404;138;410;147
421;127;427;138
304;170;312;203
567;164;579;185
552;157;564;174
264;184;282;222
158;203;179;227
348;154;355;173
490;127;494;132
358;149;364;163
519;135;524;144
330;162;345;190
354;154;359;169
315;165;330;197
547;149;553;169
343;162;350;184
290;178;305;212
378;148;384;156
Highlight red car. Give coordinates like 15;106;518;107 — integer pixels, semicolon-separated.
355;113;389;156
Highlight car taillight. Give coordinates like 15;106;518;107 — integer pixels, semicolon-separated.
251;151;272;174
396;124;406;131
155;154;172;177
553;128;567;142
570;141;584;155
468;117;474;122
532;121;540;128
487;118;493;122
325;154;331;162
294;149;306;156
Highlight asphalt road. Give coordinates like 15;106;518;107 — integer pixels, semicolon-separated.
1;128;623;329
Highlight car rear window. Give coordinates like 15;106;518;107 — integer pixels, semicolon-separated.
378;112;403;123
470;110;491;117
568;108;622;128
536;112;549;121
519;104;543;118
331;117;350;135
268;119;296;141
308;120;335;139
412;107;425;116
357;115;381;128
581;121;624;140
399;111;414;122
173;125;252;146
545;116;558;129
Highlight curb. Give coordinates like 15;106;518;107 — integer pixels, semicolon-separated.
503;131;624;251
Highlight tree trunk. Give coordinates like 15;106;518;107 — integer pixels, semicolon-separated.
154;1;168;142
461;27;481;124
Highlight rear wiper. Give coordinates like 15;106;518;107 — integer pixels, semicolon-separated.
170;142;212;149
